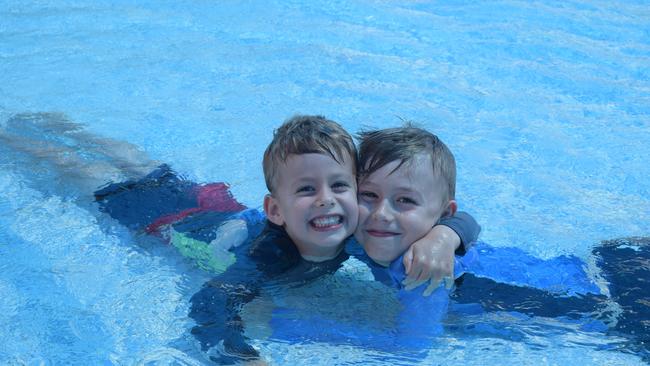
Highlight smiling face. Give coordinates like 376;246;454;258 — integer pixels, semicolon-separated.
264;153;358;261
354;153;454;266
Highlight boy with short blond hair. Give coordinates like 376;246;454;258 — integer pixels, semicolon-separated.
262;114;358;193
261;115;359;261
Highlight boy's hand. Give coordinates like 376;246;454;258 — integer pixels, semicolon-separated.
211;219;249;251
402;225;461;296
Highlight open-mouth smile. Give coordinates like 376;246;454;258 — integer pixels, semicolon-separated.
310;215;344;231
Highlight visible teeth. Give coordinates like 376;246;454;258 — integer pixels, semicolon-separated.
311;216;342;227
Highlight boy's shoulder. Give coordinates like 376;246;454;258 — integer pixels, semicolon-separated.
249;221;302;264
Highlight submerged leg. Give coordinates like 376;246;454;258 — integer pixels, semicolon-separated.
452;273;607;319
0;112;159;196
453;238;650;359
593;237;650;357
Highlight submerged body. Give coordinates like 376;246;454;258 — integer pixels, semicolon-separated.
94;165;650;363
3;114;648;363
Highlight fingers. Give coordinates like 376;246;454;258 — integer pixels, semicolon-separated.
403;261;455;294
423;280;437;297
403;246;414;275
443;276;454;290
403;254;432;288
403;277;427;291
423;275;442;296
422;276;454;296
402;245;456;294
402;263;422;288
404;251;430;280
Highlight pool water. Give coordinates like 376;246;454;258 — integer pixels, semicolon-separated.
1;1;649;365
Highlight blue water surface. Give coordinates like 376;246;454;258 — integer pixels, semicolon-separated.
1;1;649;365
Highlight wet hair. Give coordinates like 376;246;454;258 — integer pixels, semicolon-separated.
357;124;456;200
263;115;357;193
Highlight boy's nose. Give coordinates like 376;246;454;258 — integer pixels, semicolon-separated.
316;197;335;207
315;189;335;207
372;200;393;221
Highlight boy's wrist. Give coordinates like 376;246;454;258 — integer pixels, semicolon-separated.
429;224;461;251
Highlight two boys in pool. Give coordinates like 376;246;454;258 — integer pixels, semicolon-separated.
262;115;475;281
187;115;480;363
3;113;647;362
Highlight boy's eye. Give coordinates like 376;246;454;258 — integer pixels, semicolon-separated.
296;185;315;194
331;181;350;192
396;196;417;205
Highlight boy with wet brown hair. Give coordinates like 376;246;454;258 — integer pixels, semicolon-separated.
355;124;477;290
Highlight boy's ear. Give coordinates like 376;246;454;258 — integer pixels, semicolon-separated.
444;199;458;217
264;194;285;226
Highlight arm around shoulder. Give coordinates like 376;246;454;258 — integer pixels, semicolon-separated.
437;211;481;254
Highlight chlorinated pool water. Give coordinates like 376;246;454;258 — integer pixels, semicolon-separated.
1;1;649;365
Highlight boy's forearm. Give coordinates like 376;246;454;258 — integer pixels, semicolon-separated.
437;211;481;254
422;225;460;251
